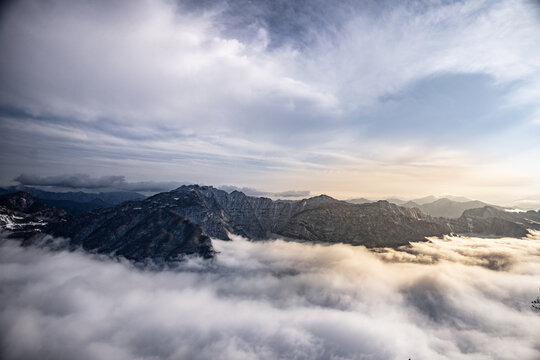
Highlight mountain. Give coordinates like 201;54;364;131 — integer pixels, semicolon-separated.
273;197;448;247
388;195;454;206
401;201;420;208
39;198;111;215
439;206;540;238
0;191;214;262
410;195;439;205
400;198;494;218
346;197;372;204
443;195;474;202
0;192;67;239
420;198;492;218
0;186;145;215
386;198;407;206
50;200;215;261
3;186;540;265
55;185;450;248
62;185;537;247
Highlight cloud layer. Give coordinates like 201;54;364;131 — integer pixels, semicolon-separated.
1;233;539;360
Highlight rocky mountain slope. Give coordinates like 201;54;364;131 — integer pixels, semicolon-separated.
52;185;540;248
68;185;450;248
2;187;539;265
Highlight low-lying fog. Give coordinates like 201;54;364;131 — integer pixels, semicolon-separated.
1;233;539;360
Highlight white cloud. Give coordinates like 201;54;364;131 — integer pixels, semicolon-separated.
0;233;539;359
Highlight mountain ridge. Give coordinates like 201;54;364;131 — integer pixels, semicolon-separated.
2;186;540;265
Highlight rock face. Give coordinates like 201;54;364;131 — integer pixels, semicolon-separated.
123;185;450;247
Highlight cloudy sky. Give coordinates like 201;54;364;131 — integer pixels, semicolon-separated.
1;0;539;204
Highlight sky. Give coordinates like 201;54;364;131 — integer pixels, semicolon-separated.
1;232;540;359
1;0;540;205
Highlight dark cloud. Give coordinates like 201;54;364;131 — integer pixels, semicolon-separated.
0;233;539;360
14;174;183;192
219;185;310;198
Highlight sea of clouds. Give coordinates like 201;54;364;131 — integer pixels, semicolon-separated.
1;233;539;360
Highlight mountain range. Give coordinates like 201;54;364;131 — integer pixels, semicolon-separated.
400;198;497;218
349;196;497;218
1;185;539;264
0;186;145;215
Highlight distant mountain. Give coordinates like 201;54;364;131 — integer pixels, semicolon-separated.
401;201;420;208
386;198;407;205
0;186;145;215
346;197;372;204
386;195;438;205
410;195;438;205
387;195;477;208
443;195;474;202
438;206;540;238
400;198;495;218
423;198;494;218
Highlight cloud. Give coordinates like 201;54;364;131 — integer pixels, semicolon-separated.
12;173;310;197
0;0;338;132
376;232;540;271
219;185;310;198
0;0;539;202
0;233;539;360
14;174;183;192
